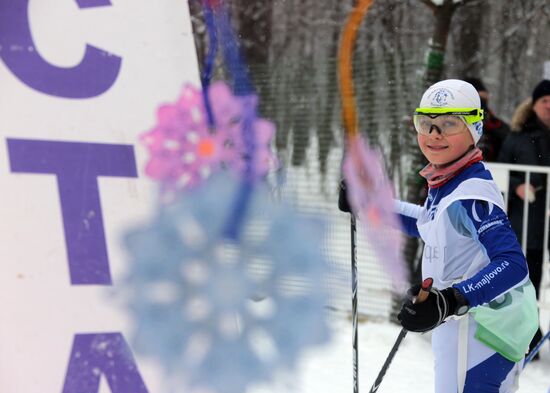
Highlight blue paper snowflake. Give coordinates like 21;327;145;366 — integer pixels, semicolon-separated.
122;174;331;393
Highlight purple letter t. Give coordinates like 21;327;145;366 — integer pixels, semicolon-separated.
7;138;138;285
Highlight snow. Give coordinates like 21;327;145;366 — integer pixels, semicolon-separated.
252;316;550;393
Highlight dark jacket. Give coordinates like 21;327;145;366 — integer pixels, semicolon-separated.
498;100;550;250
477;110;510;162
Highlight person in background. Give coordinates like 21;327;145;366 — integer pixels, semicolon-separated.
463;77;510;162
498;79;550;359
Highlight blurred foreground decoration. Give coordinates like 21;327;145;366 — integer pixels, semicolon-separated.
343;138;407;291
140;81;276;198
123;175;331;393
338;0;407;292
123;0;332;391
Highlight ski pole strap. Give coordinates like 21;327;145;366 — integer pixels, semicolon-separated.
457;315;469;393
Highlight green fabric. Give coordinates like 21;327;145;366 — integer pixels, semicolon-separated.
471;281;539;362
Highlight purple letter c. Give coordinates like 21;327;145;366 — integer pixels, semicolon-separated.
0;0;121;98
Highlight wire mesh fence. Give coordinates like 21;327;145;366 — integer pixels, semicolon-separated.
243;54;427;320
271;136;398;320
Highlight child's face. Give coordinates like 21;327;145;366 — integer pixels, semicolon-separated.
417;119;474;165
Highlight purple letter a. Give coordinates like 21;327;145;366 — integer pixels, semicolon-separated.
63;333;149;393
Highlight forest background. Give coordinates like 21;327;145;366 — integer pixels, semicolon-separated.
188;0;550;288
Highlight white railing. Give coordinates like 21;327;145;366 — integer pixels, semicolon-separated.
487;162;550;312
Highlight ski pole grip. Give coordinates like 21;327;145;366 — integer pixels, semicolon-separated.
414;277;433;304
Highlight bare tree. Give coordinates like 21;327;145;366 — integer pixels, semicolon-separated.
402;0;477;284
451;0;486;77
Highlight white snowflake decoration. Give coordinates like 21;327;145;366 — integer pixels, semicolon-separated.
122;174;331;393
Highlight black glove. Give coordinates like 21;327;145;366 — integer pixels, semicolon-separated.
397;285;469;333
338;179;352;213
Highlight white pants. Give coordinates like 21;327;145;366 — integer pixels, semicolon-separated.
431;316;522;393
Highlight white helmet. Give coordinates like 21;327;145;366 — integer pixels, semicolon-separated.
417;79;484;144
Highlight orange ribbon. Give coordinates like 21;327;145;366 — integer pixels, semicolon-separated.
338;0;374;139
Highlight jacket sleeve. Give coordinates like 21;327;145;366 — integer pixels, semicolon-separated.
447;199;529;307
394;200;421;238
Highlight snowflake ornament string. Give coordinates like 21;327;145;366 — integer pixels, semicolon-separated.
140;81;276;196
122;174;331;393
129;2;330;391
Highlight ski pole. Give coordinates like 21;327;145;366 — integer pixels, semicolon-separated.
351;214;359;393
524;329;550;366
368;278;433;393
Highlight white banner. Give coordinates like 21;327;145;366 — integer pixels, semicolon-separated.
0;1;200;391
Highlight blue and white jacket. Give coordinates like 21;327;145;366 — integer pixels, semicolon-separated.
397;162;529;308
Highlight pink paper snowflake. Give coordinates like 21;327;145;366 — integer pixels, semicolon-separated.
343;133;408;291
141;81;276;193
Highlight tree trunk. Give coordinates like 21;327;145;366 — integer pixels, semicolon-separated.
424;1;455;88
403;0;460;285
452;2;485;77
234;0;273;66
380;1;403;183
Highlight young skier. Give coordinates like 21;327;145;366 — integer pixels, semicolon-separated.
395;79;538;393
339;79;540;392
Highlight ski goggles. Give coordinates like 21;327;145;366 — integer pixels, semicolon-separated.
413;108;484;136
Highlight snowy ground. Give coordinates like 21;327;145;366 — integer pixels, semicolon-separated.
253;314;550;393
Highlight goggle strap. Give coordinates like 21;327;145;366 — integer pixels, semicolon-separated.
413;108;484;124
414;109;481;116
